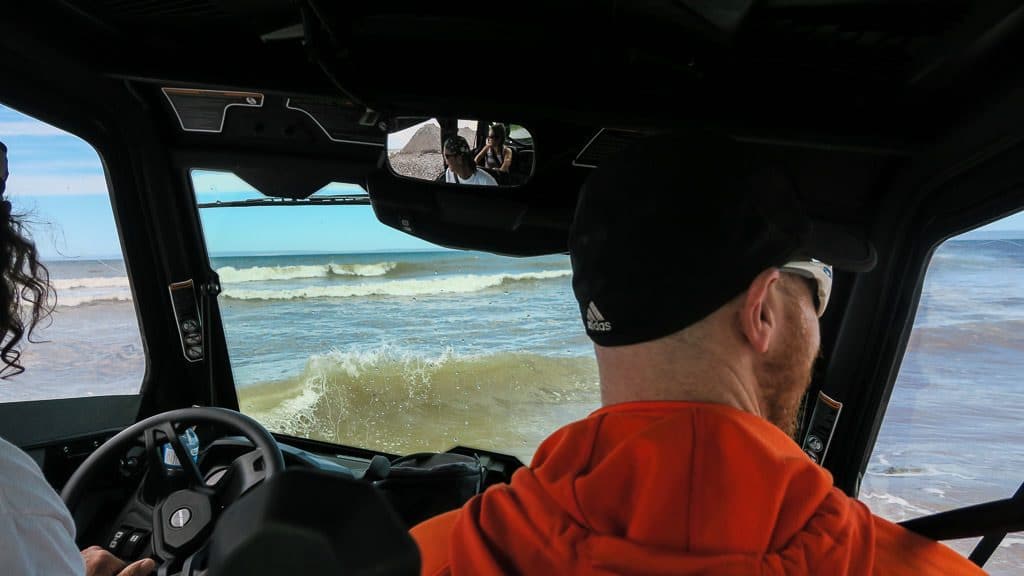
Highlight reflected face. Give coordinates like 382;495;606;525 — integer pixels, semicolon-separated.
445;152;472;178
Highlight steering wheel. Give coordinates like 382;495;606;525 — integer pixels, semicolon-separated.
61;407;286;574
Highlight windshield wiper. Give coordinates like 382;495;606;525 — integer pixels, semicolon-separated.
196;194;371;209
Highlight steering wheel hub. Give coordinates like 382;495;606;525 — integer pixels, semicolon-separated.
157;489;213;552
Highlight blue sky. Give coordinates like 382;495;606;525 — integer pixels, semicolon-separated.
0;104;439;259
191;171;441;255
2;103;1023;259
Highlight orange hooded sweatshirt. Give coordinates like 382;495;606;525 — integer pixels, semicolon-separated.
411;402;985;575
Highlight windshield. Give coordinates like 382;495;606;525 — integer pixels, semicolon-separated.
192;170;598;462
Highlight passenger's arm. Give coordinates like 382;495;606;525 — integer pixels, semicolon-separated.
0;512;84;575
498;148;513;173
0;438;86;575
474;145;490;166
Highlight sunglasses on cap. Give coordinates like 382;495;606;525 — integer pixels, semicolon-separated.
780;259;833;317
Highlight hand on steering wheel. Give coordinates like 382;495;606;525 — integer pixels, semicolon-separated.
82;545;156;576
61;407;285;575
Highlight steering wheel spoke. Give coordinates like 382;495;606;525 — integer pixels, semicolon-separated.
157;422;205;488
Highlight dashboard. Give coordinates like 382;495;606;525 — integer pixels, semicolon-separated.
71;429;522;568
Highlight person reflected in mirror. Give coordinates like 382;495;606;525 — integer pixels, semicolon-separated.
0;141;155;576
474;124;513;182
443;136;497;186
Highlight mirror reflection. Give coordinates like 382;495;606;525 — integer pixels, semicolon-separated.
387;118;535;187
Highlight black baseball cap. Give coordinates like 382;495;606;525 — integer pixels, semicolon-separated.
570;130;876;347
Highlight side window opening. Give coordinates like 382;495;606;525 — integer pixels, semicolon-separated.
0;103;145;402
860;214;1024;574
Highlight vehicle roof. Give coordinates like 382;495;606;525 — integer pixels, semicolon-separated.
6;1;1023;231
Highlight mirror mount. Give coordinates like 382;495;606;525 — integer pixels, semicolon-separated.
359;107;380;127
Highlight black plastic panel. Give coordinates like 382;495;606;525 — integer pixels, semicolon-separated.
0;395;140;448
168;279;204;363
801;391;842;466
209;469;419;575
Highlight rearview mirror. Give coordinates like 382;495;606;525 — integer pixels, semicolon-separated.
387;118;535;187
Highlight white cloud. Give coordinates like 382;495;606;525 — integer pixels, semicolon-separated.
0;122;67;137
5;174;109;196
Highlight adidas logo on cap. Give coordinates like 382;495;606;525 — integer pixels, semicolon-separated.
586;301;612;332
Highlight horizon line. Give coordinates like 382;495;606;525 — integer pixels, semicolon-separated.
39;247;457;261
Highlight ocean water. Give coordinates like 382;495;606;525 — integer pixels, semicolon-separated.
0;258;145;401
3;242;1022;571
859;238;1024;572
208;251;599;459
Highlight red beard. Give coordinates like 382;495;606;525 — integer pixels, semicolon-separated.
759;305;818;438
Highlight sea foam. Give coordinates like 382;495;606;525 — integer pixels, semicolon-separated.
221;270;571;301
216;262;398;283
238;345;598;460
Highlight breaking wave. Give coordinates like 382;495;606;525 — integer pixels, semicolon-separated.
216;262;398;283
908;319;1024;352
221;270;571;301
237;346;599;460
49;276;133;307
53;276;130;290
57;294;133;307
859;492;935;519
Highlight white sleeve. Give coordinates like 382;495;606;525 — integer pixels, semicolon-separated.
0;437;84;575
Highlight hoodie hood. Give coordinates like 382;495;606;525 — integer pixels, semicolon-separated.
415;401;983;575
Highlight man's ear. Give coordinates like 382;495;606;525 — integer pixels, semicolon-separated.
738;268;783;354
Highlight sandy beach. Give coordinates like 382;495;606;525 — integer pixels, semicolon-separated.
389;152;443;182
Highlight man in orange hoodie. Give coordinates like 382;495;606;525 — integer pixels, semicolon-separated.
411;131;985;575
